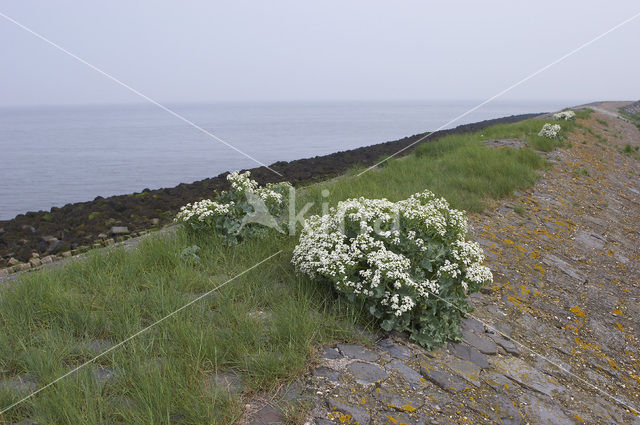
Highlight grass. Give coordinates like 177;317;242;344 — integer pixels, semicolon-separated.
0;116;579;424
621;144;640;160
620;109;640;131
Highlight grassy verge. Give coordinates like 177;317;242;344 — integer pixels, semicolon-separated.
620;109;640;131
0;115;581;424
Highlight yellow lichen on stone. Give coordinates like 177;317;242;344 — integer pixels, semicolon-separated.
570;306;586;318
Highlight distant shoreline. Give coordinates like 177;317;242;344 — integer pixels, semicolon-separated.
0;112;542;268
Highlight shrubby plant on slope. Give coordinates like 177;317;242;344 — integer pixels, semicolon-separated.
292;190;493;348
553;110;576;121
538;123;562;139
175;171;291;244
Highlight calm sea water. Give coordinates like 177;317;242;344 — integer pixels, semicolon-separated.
0;101;568;220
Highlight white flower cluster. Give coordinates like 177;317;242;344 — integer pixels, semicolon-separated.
176;199;234;223
292;190;492;322
553;110;576;121
175;171;291;242
538;123;562;139
227;170;288;203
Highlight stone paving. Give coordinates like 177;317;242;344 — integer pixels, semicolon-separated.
239;103;640;425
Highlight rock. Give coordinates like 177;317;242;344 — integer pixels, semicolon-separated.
97;233;108;239
482;371;514;391
419;362;470;393
327;398;371;425
543;254;585;282
385;359;423;388
486;322;512;338
0;375;38;394
61;251;72;258
248;403;286;425
519;393;573;424
45;239;65;254
28;258;41;267
461;329;497;354
205;370;246;395
92;366;115;384
480;394;522;425
337;343;379;361
110;226;129;235
376;338;412;359
373;390;424;413
451;344;489;369
39;255;54;264
488;334;520;356
376;411;426;425
574;230;606;251
85;339;112;353
0;268;8;278
7;257;19;266
15;263;31;271
347;361;389;385
494;357;565;397
151;218;160;225
313;367;341;383
320;345;342;360
447;357;481;387
279;380;312;401
461;317;485;334
21;225;36;233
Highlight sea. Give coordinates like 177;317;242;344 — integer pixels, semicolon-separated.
0;100;571;220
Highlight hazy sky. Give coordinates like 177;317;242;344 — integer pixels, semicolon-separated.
1;1;639;106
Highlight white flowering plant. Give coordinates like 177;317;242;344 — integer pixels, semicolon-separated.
291;190;492;348
553;110;576;121
538;123;562;139
175;171;292;244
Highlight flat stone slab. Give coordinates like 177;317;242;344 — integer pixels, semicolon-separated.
373;390;424;413
248;403;285;425
574;229;606;251
543;254;585;282
419;362;471;393
376;411;426;425
347;361;388;385
494;357;566;397
461;317;485;334
451;343;489;369
488;334;520;356
314;366;341;383
376;338;412;359
461;329;497;355
337;344;379;361
320;345;343;360
519;393;572;425
327;398;371;425
0;375;37;394
385;359;423;388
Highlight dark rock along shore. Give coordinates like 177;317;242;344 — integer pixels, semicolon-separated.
0;113;540;267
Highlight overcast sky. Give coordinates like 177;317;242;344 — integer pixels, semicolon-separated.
1;1;639;107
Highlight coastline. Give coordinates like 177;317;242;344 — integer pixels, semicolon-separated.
0;112;541;268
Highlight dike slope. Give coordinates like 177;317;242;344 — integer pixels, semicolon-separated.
242;101;640;425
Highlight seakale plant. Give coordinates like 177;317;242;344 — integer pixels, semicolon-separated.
292;190;492;349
